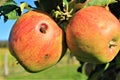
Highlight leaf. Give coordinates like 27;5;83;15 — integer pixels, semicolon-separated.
0;1;33;22
0;0;18;16
20;2;31;14
63;0;69;6
78;73;88;80
84;0;117;8
0;4;19;22
0;4;18;15
5;10;18;20
3;15;8;22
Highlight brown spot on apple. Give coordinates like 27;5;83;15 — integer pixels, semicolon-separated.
44;54;49;59
39;23;48;34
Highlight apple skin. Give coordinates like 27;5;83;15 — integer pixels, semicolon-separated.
66;6;120;64
9;10;67;72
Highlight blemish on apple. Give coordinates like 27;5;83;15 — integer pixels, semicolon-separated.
44;54;49;59
39;23;48;34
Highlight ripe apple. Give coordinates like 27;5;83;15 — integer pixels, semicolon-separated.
9;10;67;72
66;6;120;64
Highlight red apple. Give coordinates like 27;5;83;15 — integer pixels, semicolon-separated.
66;6;120;64
9;10;67;72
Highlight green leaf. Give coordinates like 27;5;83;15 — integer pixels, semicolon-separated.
5;10;18;20
78;72;88;80
20;2;31;14
63;0;70;11
63;0;69;6
0;4;19;22
84;0;117;8
0;4;18;15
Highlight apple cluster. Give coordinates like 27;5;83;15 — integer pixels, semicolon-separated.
8;6;120;73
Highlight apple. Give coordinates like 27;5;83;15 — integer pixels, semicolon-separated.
9;10;67;72
66;6;120;64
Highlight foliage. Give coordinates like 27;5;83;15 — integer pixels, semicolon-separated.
0;40;8;48
1;0;120;80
